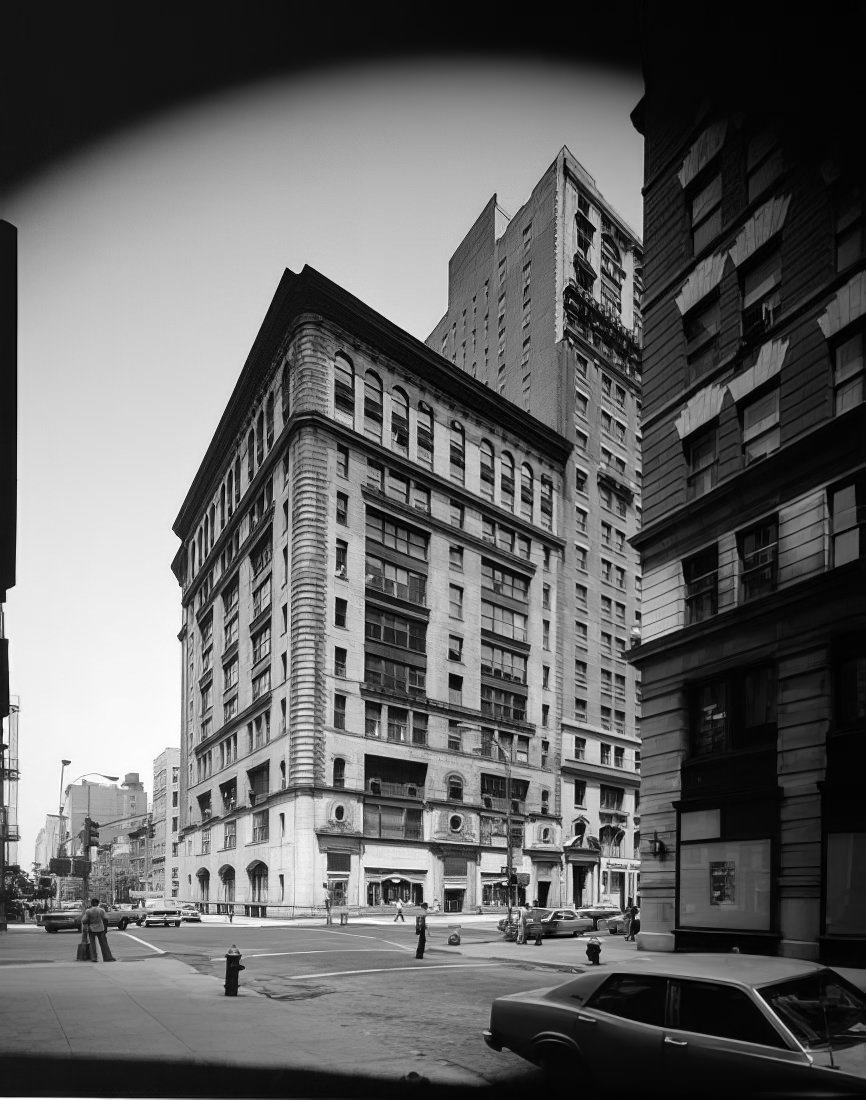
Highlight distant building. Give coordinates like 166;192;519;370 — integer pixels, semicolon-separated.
64;773;148;855
631;7;866;963
172;265;573;914
151;748;180;897
427;147;644;908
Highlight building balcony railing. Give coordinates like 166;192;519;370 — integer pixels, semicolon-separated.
366;779;425;800
480;795;526;815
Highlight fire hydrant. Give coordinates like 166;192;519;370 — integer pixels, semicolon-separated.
585;936;602;965
224;944;245;996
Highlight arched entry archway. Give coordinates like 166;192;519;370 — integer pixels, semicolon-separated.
196;868;210;913
247;860;268;917
218;864;235;917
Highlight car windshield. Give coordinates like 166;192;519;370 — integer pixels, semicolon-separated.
528;909;554;921
759;971;866;1052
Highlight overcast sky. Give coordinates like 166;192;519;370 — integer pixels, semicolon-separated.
4;54;644;865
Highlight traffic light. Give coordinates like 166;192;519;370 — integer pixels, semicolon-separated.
82;817;100;848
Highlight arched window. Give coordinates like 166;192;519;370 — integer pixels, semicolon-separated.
416;402;434;467
333;759;345;789
226;469;234;518
449;420;465;483
256;411;265;465
480;439;495;500
447;775;463;801
599;824;625;858
247;429;255;481
364;371;383;441
219;485;226;528
391;387;409;455
500;452;515;511
266;394;274;448
333;353;354;428
520;462;534;521
282;361;291;423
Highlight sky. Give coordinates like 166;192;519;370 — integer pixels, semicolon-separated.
3;54;644;867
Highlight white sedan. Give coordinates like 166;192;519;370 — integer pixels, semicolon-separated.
180;906;202;922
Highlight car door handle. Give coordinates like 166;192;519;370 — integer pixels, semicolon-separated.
664;1037;688;1047
576;1015;597;1024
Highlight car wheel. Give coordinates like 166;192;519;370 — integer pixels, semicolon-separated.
118;919;128;931
175;921;181;927
46;926;58;933
539;1046;598;1097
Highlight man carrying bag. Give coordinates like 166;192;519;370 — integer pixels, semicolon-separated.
81;898;116;962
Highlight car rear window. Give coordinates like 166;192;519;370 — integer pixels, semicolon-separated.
671;979;788;1049
586;974;668;1026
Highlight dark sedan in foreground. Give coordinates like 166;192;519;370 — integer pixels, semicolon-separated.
483;953;866;1096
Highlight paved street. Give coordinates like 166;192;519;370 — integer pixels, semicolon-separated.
0;913;616;1096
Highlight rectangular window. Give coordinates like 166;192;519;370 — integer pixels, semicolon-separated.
480;642;528;684
334;646;347;678
252;623;271;664
448;634;463;662
690;665;777;755
411;712;428;745
337;445;349;477
252;579;271;618
738;517;778;601
836;189;864;273
601;743;611;765
481;601;527;641
365;608;426;653
365;554;427;604
574;698;587;721
574;736;586;760
449;545;464;571
600;785;624;810
448;674;463;705
686;427;718;499
684;545;719;624
223;658;239;690
334;597;347;628
481;560;530;600
387;708;408;742
576;584;588;611
366;511;428;561
448;722;462;751
686;294;721;385
831;477;866;565
575;660;587;688
365;701;381;738
574;620;588;648
333;694;346;730
336;492;348;524
480;684;526;722
742;387;780;464
834;331;864;414
741;249;782;343
690;171;722;254
573;780;587;807
449;585;464;620
746;128;783;203
614;746;624;769
252;668;271;700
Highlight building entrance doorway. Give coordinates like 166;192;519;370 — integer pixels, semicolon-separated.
571;865;590;907
536;880;551;906
444;888;464;913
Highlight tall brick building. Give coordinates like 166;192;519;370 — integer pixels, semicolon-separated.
631;6;866;963
172;266;574;914
428;148;644;909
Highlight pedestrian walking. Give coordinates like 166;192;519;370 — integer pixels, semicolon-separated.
82;898;116;962
394;897;406;922
324;893;332;925
414;902;429;959
515;902;529;945
625;904;639;941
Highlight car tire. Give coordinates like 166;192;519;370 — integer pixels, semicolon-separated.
46;926;58;933
118;919;128;931
175;921;181;927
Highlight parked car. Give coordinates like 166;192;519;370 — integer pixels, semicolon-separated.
180;906;202;922
141;899;182;927
497;908;593;938
483;953;866;1094
597;912;628;935
41;902;135;933
575;905;623;930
